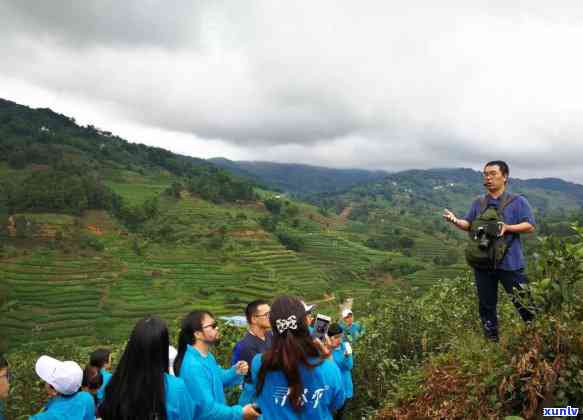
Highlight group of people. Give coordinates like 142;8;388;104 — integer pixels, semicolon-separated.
0;297;364;420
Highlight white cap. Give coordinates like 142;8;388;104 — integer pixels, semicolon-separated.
302;301;315;313
341;308;353;318
35;355;83;395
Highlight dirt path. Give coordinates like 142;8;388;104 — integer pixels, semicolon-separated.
311;293;337;305
338;206;352;223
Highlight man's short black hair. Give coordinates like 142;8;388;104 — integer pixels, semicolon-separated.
484;160;509;178
90;348;111;369
0;353;7;369
245;299;269;324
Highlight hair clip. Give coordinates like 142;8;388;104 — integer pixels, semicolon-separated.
276;315;298;334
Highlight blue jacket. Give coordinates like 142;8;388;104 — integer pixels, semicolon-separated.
332;343;354;399
178;345;244;420
30;391;95;420
164;373;198;420
96;368;112;404
251;354;345;420
339;322;364;343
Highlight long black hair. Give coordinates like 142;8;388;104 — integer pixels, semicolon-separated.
99;316;169;420
174;310;214;376
256;296;324;411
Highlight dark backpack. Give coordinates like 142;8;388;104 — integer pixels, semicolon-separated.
465;193;517;270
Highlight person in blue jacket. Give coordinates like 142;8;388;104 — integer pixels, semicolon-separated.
174;310;260;420
99;316;196;420
81;365;103;408
339;309;364;344
89;348;112;405
327;323;353;420
251;296;345;420
30;355;95;420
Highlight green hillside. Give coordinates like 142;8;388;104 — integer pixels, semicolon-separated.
310;167;583;218
0;98;404;351
208;158;389;196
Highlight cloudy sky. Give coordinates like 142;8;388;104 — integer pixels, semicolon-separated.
1;1;583;182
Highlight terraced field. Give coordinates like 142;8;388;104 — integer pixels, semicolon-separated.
0;252;121;347
0;186;469;349
0;199;342;348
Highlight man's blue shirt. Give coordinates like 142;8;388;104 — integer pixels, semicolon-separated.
231;331;272;405
464;193;535;271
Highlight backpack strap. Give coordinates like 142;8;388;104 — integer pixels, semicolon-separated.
478;195;489;214
496;192;519;268
498;192;517;214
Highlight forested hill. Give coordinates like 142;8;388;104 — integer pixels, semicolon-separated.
0;97;258;216
208;158;583;216
309;167;583;218
208;158;389;195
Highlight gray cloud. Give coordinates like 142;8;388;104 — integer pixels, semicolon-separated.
1;1;583;182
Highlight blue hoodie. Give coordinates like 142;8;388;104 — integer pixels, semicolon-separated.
96;368;112;404
332;343;353;399
178;344;244;420
30;391;95;420
164;373;198;420
339;322;364;343
251;354;345;420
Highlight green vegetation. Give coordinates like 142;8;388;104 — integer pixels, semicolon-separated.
349;224;583;419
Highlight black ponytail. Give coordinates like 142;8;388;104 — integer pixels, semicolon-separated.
174;310;213;376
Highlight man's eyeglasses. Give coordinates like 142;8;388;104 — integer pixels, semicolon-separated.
202;322;218;330
483;171;500;178
0;371;11;382
254;311;270;318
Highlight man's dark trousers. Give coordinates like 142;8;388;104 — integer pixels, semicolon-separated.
474;268;535;340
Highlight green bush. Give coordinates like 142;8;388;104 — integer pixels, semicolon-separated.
79;234;104;252
352;227;583;419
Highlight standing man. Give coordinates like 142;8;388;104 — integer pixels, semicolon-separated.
339;309;364;344
231;300;272;405
443;160;536;341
